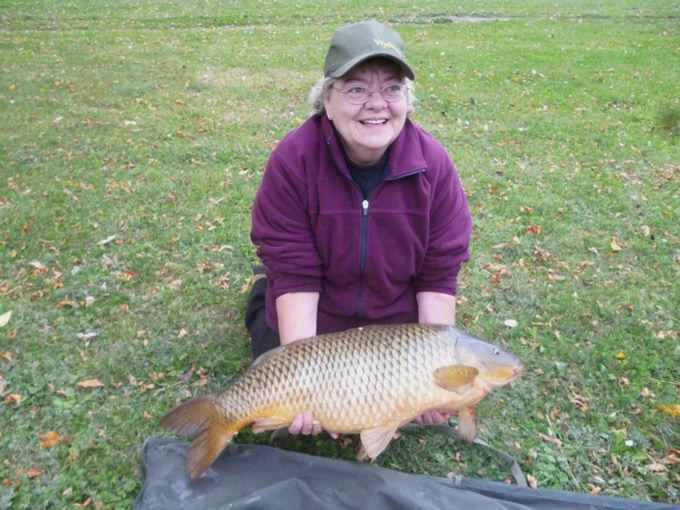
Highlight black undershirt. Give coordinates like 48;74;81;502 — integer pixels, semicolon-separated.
346;150;390;199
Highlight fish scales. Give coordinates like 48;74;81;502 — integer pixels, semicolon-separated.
226;325;452;431
161;323;523;479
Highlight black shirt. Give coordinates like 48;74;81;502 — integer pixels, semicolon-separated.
346;150;390;199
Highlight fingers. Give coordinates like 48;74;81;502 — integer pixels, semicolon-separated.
288;412;322;436
416;410;457;425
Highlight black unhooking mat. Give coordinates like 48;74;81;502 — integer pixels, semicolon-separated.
134;437;674;510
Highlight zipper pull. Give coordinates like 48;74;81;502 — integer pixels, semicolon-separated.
362;199;369;216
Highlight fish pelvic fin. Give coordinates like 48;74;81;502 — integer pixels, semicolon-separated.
358;422;400;461
457;406;477;442
160;392;239;479
433;365;479;392
251;416;292;434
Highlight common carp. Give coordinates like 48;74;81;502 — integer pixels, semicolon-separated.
160;324;523;479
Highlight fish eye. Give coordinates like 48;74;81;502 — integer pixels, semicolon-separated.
493;348;500;355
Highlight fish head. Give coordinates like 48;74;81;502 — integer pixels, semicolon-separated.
449;328;523;387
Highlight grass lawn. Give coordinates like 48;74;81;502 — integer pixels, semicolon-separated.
1;1;679;507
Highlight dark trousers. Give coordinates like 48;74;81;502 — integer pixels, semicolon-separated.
244;278;281;359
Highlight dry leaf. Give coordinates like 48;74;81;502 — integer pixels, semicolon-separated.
538;432;562;448
0;311;12;328
27;469;42;479
75;497;92;507
3;394;22;405
646;462;668;473
75;379;106;388
610;238;622;252
504;319;518;328
55;301;78;308
39;431;60;449
527;474;537;488
96;234;116;246
657;405;680;416
0;353;11;362
0;376;6;395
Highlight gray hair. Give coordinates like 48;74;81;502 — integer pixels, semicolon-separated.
308;76;416;116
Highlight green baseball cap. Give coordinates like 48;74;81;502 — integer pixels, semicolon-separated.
324;20;415;80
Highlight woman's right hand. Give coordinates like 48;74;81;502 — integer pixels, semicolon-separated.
288;412;339;439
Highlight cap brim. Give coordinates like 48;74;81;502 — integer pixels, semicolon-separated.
329;52;415;81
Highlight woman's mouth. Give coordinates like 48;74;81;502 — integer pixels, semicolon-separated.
360;119;387;126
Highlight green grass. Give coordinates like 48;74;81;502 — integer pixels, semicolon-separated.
1;1;679;507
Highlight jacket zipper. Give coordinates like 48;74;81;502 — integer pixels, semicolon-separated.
351;169;425;322
353;198;370;320
327;141;426;323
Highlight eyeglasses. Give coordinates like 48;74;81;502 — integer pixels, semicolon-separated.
332;84;407;105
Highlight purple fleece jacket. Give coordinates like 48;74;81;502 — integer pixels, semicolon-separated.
251;113;472;334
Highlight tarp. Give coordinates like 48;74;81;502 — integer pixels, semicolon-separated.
134;437;675;510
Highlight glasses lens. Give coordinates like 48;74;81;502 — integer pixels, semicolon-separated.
338;85;406;104
344;87;369;104
382;84;404;102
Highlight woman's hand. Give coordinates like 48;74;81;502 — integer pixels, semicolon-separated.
288;412;339;439
415;410;456;425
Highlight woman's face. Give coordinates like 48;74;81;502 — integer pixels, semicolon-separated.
324;64;407;166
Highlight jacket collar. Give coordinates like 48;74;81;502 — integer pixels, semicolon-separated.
320;114;427;179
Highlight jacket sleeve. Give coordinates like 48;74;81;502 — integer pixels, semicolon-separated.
250;150;323;299
414;156;472;296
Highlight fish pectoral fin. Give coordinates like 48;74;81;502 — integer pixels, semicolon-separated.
359;422;400;460
251;416;292;434
433;365;479;392
457;406;477;442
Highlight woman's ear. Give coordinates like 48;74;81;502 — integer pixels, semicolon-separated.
323;89;333;120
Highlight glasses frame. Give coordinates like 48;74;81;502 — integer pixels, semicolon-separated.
331;84;408;105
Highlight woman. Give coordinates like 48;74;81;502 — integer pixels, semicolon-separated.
246;20;472;435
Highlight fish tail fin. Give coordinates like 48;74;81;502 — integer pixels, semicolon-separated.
186;423;236;479
160;392;239;479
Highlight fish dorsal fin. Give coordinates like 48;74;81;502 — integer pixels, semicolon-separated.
457;406;477;442
359;422;401;460
433;365;479;391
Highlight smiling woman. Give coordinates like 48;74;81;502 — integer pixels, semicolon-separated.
246;20;472;436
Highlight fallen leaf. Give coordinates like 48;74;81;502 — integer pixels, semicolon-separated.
0;376;6;395
616;352;625;360
39;431;60;449
526;225;542;235
610;238;622;252
96;234;116;246
646;462;668;473
75;497;92;507
3;394;21;405
76;332;98;342
527;474;537;488
75;379;106;388
27;469;42;479
504;319;518;328
0;311;12;327
640;387;655;400
657;405;680;416
55;301;78;308
0;353;11;362
538;432;562;448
